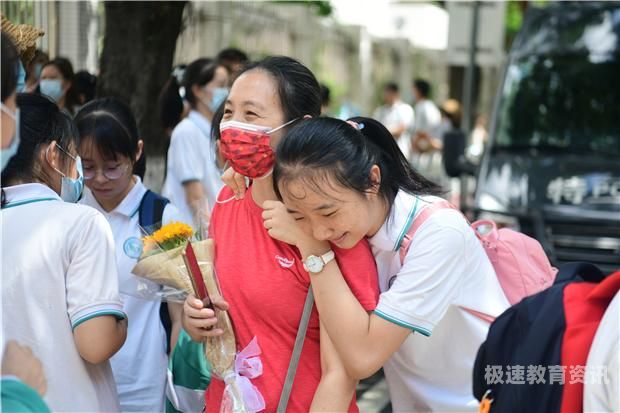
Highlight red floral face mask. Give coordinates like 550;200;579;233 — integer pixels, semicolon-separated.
219;119;297;179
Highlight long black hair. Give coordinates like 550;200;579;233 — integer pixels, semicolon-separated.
273;116;443;214
74;98;143;177
1;93;79;206
158;65;186;134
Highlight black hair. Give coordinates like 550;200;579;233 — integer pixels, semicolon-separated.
74;98;144;177
211;100;225;142
273;116;443;215
236;56;321;122
320;83;331;107
42;57;79;111
2;93;80;206
216;47;249;72
1;33;19;102
158;68;185;133
181;57;212;108
384;82;399;93
413;79;431;98
73;70;97;105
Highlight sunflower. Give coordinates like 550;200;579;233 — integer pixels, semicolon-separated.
143;221;193;250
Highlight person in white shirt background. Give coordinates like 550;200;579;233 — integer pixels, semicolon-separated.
161;58;229;228
410;78;442;155
255;116;510;412
76;98;183;412
1;92;127;412
373;82;415;160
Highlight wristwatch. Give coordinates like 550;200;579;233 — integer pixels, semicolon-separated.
303;250;335;274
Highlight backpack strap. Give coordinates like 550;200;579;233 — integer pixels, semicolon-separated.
398;199;495;324
398;199;458;265
138;190;173;353
276;287;314;413
138;190;170;229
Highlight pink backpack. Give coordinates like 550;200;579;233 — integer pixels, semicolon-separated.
399;200;557;312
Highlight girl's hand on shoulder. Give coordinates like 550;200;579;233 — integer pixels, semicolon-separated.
182;294;229;341
262;200;310;246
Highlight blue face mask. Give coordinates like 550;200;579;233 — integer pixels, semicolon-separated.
208;87;229;112
0;104;20;171
47;144;84;203
33;63;43;80
40;79;65;102
16;61;26;93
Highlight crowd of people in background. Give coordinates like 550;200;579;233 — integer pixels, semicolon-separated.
1;11;617;413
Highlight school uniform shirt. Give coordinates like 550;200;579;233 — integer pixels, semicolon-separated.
1;183;126;412
369;190;510;412
373;100;415;160
162;110;223;226
205;186;379;413
413;99;442;139
80;177;181;413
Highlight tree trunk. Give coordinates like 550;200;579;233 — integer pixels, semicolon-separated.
98;1;186;157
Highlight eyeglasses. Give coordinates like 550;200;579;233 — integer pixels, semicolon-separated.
83;163;129;180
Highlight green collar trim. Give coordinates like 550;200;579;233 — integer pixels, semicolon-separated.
2;197;59;209
393;196;419;251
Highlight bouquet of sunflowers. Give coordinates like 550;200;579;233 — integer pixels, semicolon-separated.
132;222;258;413
132;221;211;295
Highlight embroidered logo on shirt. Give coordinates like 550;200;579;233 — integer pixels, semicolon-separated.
275;255;295;268
123;237;143;259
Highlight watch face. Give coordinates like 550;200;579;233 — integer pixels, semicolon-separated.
306;255;324;273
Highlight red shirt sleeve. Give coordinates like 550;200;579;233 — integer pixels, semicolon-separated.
332;239;379;311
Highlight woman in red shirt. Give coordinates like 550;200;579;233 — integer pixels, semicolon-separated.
182;56;379;412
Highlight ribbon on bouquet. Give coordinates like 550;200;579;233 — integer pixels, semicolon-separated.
223;336;265;412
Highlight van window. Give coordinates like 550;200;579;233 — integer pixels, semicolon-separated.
494;8;620;157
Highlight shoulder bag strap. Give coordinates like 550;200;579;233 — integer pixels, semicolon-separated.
277;287;314;413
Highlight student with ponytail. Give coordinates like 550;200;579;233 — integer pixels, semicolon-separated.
264;116;510;412
161;58;229;226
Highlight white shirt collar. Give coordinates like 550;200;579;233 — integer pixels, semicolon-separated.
2;183;61;206
368;190;422;253
81;176;147;218
187;110;212;138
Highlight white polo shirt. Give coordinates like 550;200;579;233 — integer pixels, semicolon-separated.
373;101;415;159
413;99;442;138
369;190;509;412
1;183;125;412
81;177;180;413
162;110;223;226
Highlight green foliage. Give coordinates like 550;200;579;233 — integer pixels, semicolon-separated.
271;0;333;17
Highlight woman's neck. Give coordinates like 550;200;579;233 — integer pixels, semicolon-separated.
96;176;137;212
195;104;213;123
57;96;66;110
251;176;277;208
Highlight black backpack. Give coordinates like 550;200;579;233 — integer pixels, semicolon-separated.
472;262;613;412
138;190;173;354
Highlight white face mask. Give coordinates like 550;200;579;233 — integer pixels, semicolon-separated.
1;103;20;171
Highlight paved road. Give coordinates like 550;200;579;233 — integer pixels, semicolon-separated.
357;371;392;413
